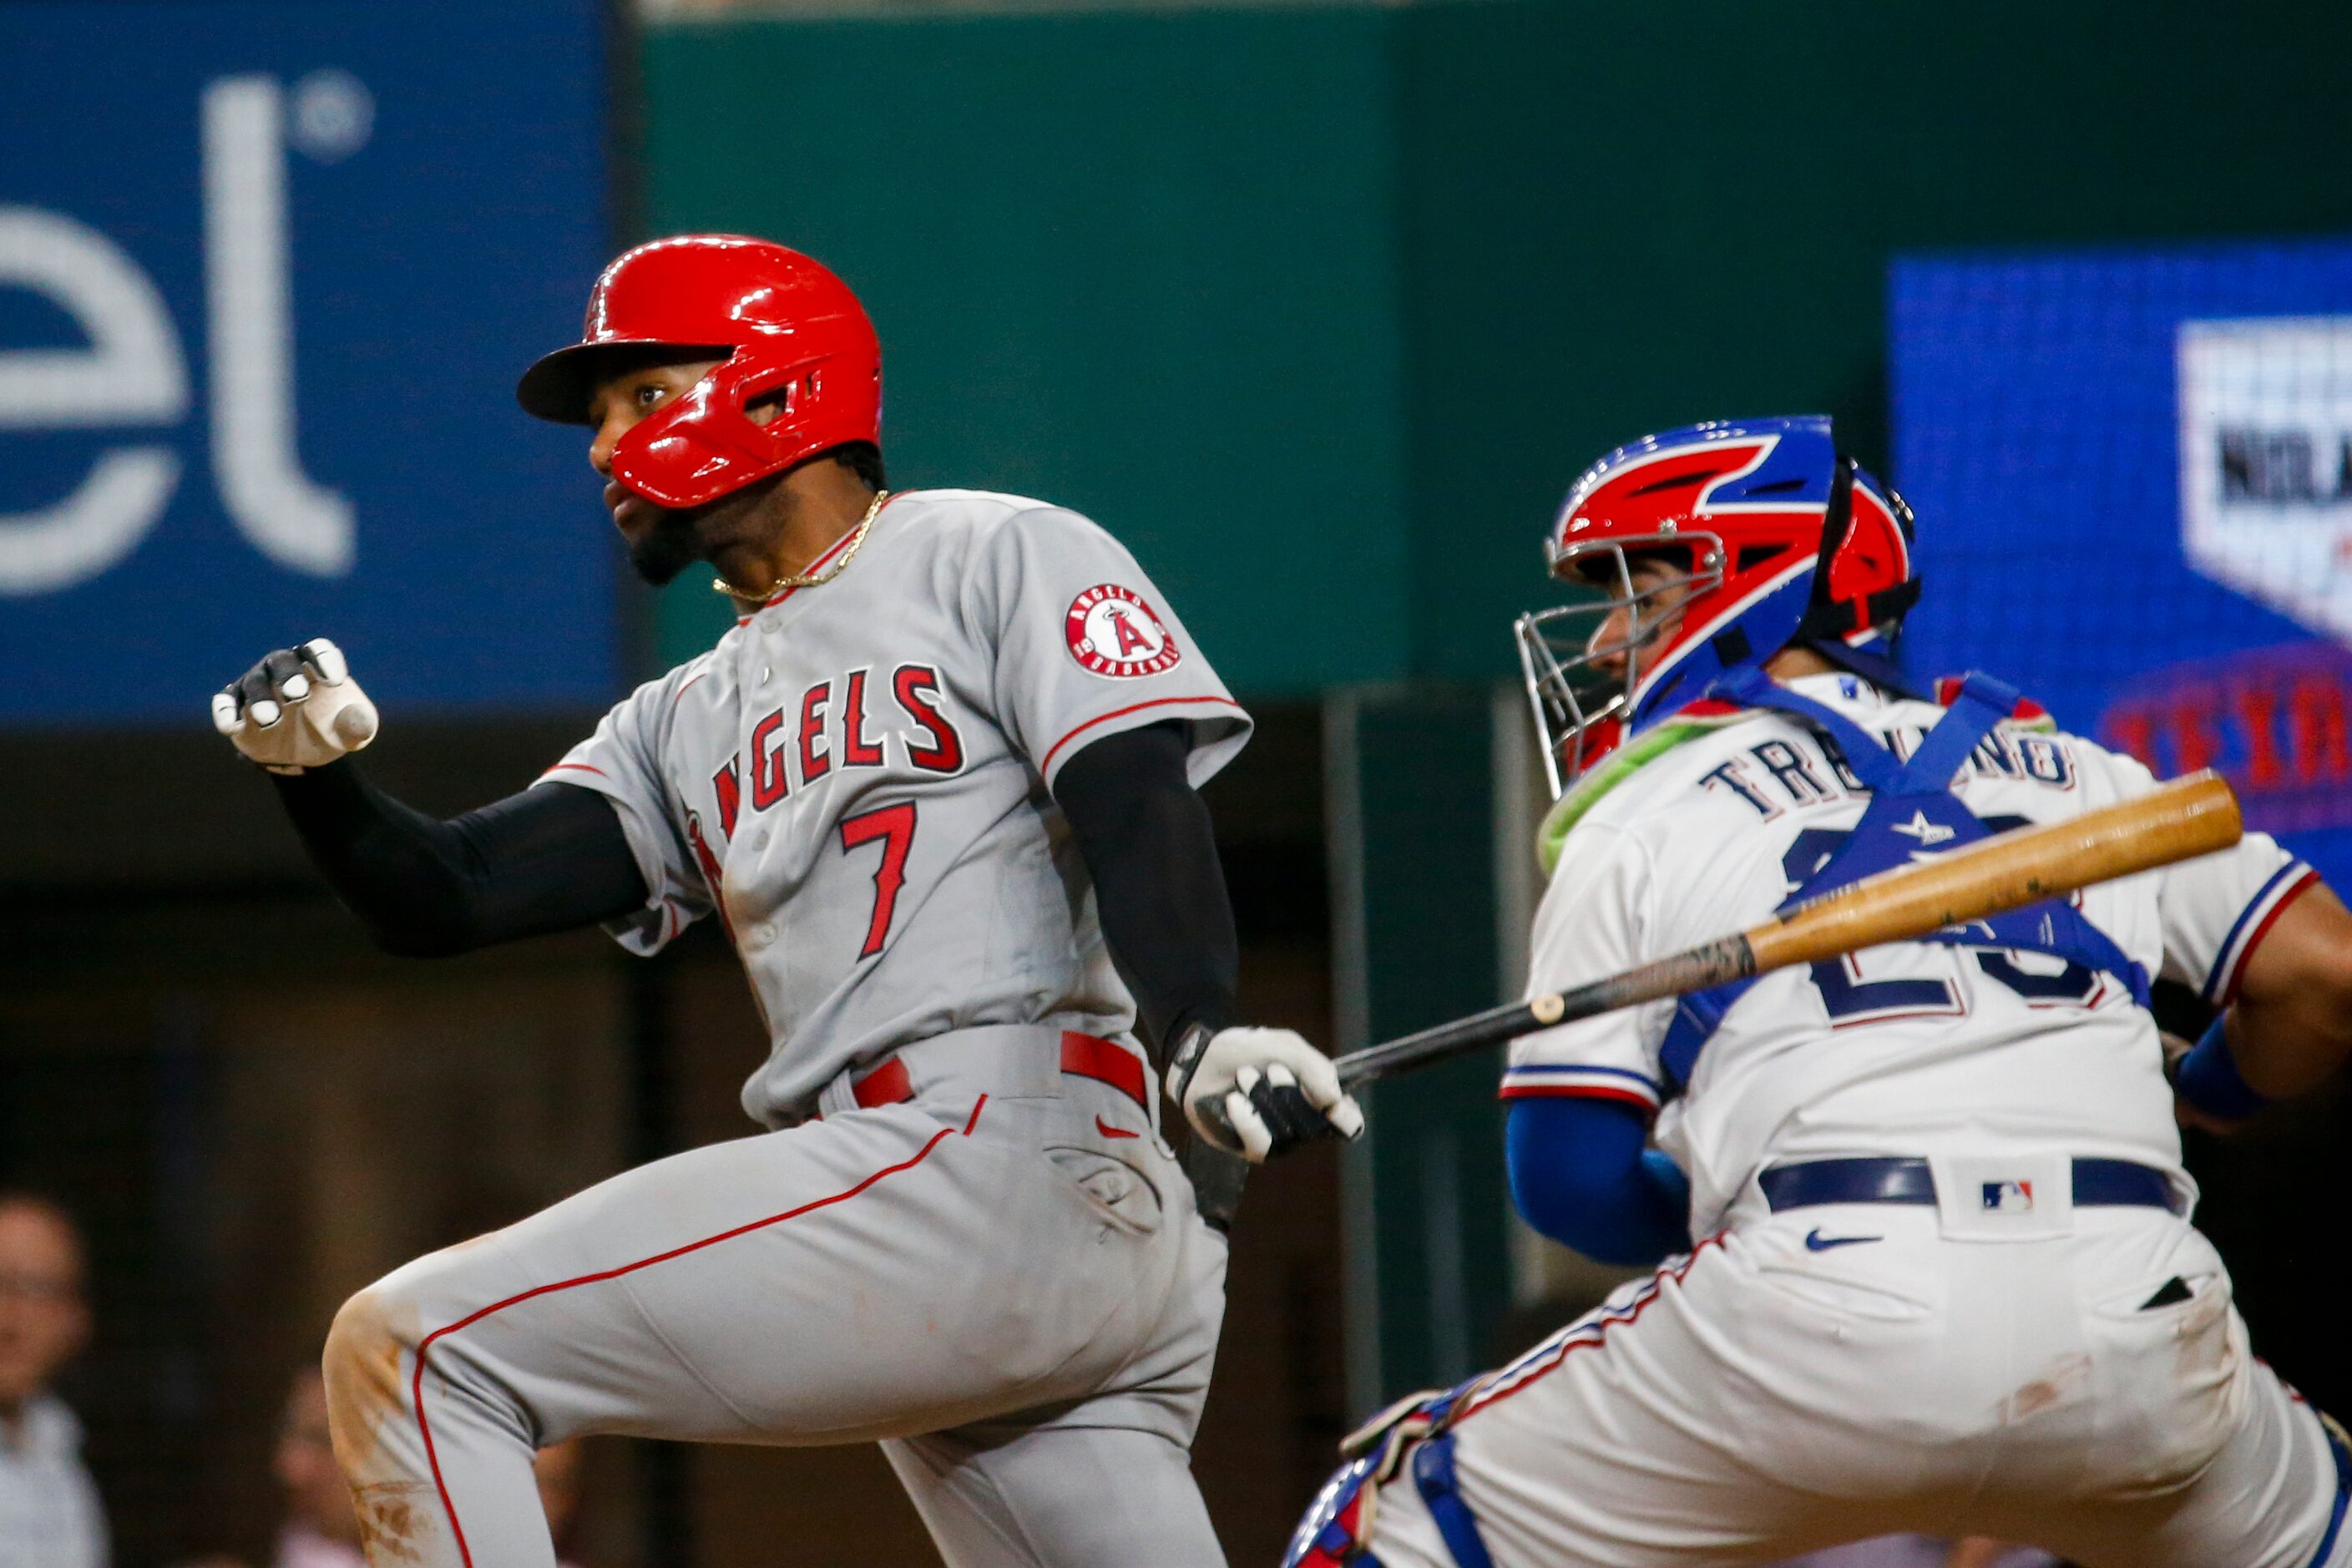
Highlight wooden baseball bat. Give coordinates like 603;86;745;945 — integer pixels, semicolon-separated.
1333;770;2242;1091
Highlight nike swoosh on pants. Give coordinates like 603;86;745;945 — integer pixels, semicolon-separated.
1803;1228;1882;1252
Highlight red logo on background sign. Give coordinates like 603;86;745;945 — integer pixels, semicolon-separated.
1065;584;1181;678
2101;639;2352;835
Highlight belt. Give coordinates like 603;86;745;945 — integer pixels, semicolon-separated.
1758;1156;2185;1216
852;1029;1150;1111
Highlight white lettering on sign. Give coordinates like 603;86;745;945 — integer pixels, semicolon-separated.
0;73;359;596
2178;316;2352;643
203;74;354;577
0;208;188;592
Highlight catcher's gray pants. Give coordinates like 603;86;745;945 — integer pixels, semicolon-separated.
321;1024;1228;1567
1353;1193;2349;1567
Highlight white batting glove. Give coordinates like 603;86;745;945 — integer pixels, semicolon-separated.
211;638;379;775
1166;1024;1366;1162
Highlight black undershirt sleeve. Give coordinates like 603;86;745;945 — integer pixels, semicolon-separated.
268;761;649;957
1051;721;1239;1065
275;726;1227;1029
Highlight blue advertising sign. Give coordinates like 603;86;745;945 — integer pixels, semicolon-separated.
1891;240;2352;888
0;2;611;723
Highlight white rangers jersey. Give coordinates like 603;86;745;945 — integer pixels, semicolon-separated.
544;489;1251;1125
1510;674;2314;1235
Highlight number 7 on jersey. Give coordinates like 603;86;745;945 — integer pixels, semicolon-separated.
839;802;918;959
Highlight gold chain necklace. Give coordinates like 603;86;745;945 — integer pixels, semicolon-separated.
714;490;890;602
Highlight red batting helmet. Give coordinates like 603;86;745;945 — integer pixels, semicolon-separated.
517;234;883;509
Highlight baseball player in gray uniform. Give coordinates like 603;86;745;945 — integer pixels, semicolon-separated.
209;234;1363;1568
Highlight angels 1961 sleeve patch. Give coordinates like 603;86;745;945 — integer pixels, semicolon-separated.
1065;584;1182;677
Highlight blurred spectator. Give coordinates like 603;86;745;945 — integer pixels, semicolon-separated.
0;1191;107;1568
270;1368;362;1567
266;1364;588;1568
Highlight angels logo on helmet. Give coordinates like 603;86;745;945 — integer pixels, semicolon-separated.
1513;415;1922;798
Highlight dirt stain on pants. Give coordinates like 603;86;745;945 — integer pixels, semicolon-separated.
323;1287;434;1565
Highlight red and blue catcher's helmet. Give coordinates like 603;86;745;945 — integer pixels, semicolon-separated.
517;235;882;510
1514;416;1920;797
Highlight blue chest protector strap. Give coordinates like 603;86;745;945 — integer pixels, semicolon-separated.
1659;669;2151;1091
1411;1436;1497;1568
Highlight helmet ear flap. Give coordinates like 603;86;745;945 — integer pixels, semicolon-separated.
740;364;802;425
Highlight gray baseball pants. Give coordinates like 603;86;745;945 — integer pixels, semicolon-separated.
321;1024;1229;1566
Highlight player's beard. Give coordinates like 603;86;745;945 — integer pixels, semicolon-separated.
627;508;706;587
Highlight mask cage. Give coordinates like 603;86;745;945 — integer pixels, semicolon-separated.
1513;534;1724;799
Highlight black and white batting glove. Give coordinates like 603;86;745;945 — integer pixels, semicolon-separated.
210;638;379;775
1166;1024;1366;1162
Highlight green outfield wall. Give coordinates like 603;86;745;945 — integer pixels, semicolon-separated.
640;0;2352;688
637;8;1408;684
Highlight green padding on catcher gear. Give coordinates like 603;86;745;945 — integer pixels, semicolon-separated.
1535;716;1748;878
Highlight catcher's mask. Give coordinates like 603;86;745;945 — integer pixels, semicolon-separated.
1514;416;1920;797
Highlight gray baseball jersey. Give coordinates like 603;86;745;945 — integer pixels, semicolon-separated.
542;488;1252;1124
324;489;1247;1568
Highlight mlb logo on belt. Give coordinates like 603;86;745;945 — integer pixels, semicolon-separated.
1980;1180;2035;1212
